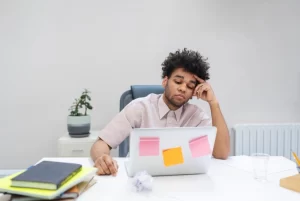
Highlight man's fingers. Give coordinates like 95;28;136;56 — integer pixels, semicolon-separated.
194;75;205;83
199;85;210;99
198;88;204;99
97;169;104;175
113;160;119;170
203;86;210;91
106;160;117;175
110;160;119;176
95;161;106;175
195;84;204;98
193;85;201;96
194;84;204;96
95;156;111;175
96;165;105;175
103;156;117;175
94;155;118;176
199;84;208;99
99;159;110;174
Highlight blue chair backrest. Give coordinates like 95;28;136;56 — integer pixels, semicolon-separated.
118;85;164;157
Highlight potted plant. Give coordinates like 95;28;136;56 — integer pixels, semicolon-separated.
67;89;93;138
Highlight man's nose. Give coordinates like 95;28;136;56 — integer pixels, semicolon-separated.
178;84;186;92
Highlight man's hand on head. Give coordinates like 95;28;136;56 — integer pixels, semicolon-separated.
94;154;119;176
193;75;218;105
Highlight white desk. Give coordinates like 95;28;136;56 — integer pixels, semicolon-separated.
34;156;300;201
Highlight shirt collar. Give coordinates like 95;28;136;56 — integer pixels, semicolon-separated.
158;94;183;121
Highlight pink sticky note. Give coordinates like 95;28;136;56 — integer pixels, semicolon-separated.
189;135;211;157
139;137;160;156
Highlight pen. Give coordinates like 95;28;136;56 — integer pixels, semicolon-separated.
291;149;300;166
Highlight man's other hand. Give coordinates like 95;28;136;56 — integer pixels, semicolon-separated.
94;154;118;176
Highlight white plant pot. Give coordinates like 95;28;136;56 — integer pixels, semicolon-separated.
67;115;91;138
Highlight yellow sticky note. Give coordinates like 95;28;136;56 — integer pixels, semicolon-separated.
162;147;184;167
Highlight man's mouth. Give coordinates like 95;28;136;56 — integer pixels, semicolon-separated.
174;94;185;100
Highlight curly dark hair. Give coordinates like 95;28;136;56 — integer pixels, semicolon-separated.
161;48;210;81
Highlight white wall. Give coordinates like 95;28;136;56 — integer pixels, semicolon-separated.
0;0;299;169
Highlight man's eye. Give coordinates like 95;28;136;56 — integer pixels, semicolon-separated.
187;85;195;89
175;81;181;84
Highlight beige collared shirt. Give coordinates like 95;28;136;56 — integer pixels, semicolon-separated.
99;93;212;148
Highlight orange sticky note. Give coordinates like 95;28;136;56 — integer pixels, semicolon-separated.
162;147;184;167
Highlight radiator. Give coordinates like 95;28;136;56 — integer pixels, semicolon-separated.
234;123;300;160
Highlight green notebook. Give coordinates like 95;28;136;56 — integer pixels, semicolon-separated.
0;166;97;200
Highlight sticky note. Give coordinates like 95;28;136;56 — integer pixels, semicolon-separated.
189;135;211;158
139;137;160;156
162;147;184;167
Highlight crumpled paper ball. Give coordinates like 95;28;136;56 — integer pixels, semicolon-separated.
132;170;153;192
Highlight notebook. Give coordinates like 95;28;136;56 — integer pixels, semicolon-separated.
9;177;97;201
11;161;82;190
0;167;97;200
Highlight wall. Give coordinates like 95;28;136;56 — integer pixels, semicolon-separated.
0;0;299;168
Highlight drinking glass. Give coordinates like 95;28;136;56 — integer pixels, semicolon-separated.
251;153;269;182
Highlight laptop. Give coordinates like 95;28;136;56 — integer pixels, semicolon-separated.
125;126;217;177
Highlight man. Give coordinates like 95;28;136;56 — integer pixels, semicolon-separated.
90;48;230;176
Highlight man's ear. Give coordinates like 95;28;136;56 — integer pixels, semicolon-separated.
162;76;168;88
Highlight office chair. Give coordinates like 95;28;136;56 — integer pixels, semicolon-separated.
118;85;164;157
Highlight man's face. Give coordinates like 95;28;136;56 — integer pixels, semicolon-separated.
162;68;197;110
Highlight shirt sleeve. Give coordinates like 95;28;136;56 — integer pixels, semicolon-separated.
98;100;143;149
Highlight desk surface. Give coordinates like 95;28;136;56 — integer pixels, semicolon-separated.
31;156;300;201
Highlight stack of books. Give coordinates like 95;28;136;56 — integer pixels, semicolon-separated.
0;160;97;200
